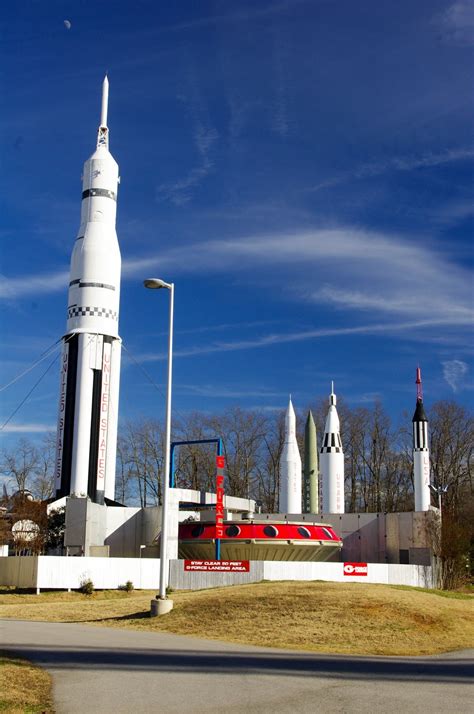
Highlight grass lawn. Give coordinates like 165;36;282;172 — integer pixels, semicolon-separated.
1;581;473;657
0;652;53;713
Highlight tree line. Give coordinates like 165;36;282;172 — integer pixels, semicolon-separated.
115;399;473;517
1;398;472;586
1;399;472;518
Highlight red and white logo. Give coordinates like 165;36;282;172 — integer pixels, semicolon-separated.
343;562;368;576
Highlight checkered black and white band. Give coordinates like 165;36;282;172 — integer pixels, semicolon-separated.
68;306;118;320
320;446;342;453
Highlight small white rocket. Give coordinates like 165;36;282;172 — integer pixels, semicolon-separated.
412;367;431;511
55;76;121;504
279;397;302;513
320;382;345;514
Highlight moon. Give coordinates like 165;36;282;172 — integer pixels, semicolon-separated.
64;20;72;30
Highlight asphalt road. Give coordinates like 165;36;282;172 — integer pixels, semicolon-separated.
2;619;473;714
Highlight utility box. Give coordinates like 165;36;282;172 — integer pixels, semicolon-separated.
89;545;110;557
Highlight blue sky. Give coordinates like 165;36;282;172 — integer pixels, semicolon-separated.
1;0;473;443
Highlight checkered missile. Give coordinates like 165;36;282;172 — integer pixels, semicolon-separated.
319;382;345;514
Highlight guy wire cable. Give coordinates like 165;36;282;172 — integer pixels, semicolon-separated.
0;351;61;432
121;341;188;424
0;334;88;432
0;333;74;393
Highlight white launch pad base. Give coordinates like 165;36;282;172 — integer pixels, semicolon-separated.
0;555;435;591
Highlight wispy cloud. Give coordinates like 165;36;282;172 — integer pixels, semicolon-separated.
140;319;281;339
3;227;472;339
200;228;472;326
430;198;474;228
176;384;282;398
248;405;284;413
346;392;383;405
0;423;55;434
271;24;291;136
435;1;474;46
310;146;474;192
157;159;214;206
312;283;470;320
137;318;462;363
0;270;68;299
442;359;469;391
157;61;218;206
178;319;280;336
150;0;309;36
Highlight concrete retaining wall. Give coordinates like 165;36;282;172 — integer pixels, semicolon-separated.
261;561;433;587
0;556;435;591
171;560;434;590
0;556;161;590
0;555;38;588
169;560;264;590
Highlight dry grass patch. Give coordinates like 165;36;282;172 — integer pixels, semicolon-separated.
0;588;154;624
1;582;473;656
0;653;53;713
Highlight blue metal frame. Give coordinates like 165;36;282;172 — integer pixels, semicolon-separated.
169;438;223;560
169;438;223;487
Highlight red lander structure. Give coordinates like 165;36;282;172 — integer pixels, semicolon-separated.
179;518;342;562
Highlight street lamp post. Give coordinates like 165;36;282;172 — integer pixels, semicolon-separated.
429;482;449;522
144;278;174;616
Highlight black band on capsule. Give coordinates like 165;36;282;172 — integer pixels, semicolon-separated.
82;188;117;201
69;280;115;291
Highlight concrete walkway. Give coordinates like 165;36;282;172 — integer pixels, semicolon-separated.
2;619;473;714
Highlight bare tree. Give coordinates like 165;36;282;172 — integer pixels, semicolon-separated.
207;407;268;500
1;438;40;494
256;410;285;512
359;402;392;512
426;401;474;587
172;412;216;491
116;435;133;504
120;420;165;506
30;433;56;500
343;407;368;512
429;401;474;512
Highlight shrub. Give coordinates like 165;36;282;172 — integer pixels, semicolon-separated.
79;577;94;596
118;581;134;593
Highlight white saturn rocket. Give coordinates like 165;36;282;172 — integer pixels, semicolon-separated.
55;76;121;504
320;382;344;514
279;397;302;513
412;367;431;511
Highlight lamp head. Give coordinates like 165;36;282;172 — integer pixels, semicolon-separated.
144;278;171;290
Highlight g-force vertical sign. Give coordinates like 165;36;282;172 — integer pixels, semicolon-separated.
216;455;225;538
55;343;69;491
96;342;112;490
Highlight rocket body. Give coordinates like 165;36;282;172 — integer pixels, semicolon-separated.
55;77;121;504
303;411;318;513
320;384;344;513
279;398;302;513
412;369;431;511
